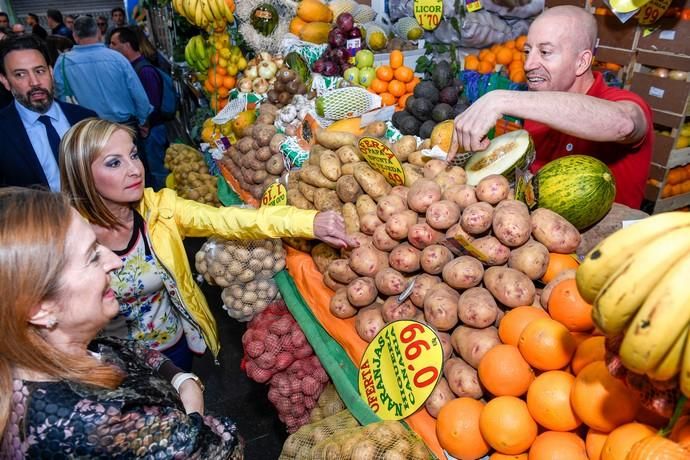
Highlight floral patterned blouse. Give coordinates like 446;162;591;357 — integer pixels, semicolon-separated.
1;338;242;459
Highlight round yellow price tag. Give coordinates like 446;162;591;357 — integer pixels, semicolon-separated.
261;183;287;206
358;320;444;420
414;0;444;31
358;137;406;186
637;0;672;24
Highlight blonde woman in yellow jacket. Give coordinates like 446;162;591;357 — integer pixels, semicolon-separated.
60;119;354;373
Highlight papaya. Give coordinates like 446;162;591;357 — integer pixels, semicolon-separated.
290;17;307;36
326;118;364;135
296;0;333;23
299;22;332;44
430;120;455;153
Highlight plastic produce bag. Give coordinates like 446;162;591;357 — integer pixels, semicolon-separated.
279;410;360;459
432;11;530;48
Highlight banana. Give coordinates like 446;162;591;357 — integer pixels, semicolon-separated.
184;0;198;20
576;212;690;303
193;36;206;62
619;252;690;374
184;40;195;65
222;0;235;23
647;326;687;382
681;327;690;397
592;226;690;335
200;0;214;22
208;0;223;21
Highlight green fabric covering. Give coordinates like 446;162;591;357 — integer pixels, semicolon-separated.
274;270;380;427
217;176;243;206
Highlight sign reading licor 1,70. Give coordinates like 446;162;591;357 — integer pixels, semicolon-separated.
358;320;444;420
414;0;444;31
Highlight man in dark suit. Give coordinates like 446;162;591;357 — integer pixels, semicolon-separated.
0;34;95;190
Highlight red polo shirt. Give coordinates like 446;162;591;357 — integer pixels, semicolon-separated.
526;72;653;209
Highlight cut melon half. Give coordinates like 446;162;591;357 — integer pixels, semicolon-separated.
464;130;535;186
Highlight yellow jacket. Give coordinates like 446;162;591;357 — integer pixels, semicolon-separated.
137;188;318;357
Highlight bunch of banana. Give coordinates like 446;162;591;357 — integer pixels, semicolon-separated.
576;211;690;393
172;0;235;29
184;35;210;72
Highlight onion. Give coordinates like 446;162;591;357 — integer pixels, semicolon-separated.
669;70;688;81
650;67;669;78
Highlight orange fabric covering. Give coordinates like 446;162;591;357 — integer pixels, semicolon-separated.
218;163;260;208
285;246;444;459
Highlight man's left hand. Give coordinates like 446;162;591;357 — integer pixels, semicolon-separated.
313;210;359;249
451;90;508;155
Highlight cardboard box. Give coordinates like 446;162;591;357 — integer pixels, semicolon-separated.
644;184;690;211
637;18;690;55
595;46;635;65
636;50;690;71
629;71;690;113
545;0;587;7
595;14;639;50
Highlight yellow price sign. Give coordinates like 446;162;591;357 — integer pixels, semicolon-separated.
358;137;406;186
261;183;287;206
414;0;443;31
637;0;672;24
358;320;444;420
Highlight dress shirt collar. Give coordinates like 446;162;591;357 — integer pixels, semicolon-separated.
14;100;62;126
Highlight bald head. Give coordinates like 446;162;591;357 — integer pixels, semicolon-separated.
534;6;597;53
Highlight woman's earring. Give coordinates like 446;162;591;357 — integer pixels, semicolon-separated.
46;317;58;329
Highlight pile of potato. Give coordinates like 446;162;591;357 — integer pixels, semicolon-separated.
220;278;280;322
322;162;582;412
164;143;221;206
219;103;286;199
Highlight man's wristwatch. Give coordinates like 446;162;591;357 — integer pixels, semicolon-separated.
171;372;205;393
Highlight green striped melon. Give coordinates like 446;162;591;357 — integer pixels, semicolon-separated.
535;155;616;230
465;130;535;186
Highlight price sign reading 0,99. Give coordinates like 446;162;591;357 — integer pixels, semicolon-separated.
637;0;671;25
358;137;406;186
358;320;444;420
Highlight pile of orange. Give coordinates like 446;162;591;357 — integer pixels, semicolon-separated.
661;162;690;198
203;65;236;112
463;35;527;83
368;50;420;108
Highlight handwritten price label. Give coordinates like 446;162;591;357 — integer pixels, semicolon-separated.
358;137;406;186
414;0;443;31
637;0;671;24
358;320;443;420
261;183;287;206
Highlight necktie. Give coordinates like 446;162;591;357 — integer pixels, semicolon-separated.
37;115;61;162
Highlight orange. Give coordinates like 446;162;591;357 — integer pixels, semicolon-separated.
518;318;576;371
398;93;412;109
376;65;394;82
526;370;581;431
586;429;608;460
210;52;221;65
491;44;502;54
207;70;221;88
405;76;420;93
512;51;525;63
600;422;656;460
393;66;414;83
479;48;492;60
570;332;592;348
542;253;579;284
510;70;526;84
217;86;229;99
490;454;527;460
380;92;396;106
482;51;497;65
529;431;587;459
478;60;494;74
516;35;527;51
203;78;215;93
571;336;606;375
215;66;227;76
478;344;534;397
498;306;549;346
479;396;538;455
436;397;489;460
222;76;236;90
548;279;594;332
571;361;639;432
369;78;388;94
670;415;690;449
388;80;406;98
465;54;480;71
504;40;516;49
389;50;404;69
496;48;514;66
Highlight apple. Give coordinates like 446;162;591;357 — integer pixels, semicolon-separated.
343;67;360;84
355;49;374;69
359;66;376;87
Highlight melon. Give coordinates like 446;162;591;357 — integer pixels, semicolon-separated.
464;129;534;186
534;155;616;230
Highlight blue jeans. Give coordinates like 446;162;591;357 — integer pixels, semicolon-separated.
143;124;170;191
162;334;194;371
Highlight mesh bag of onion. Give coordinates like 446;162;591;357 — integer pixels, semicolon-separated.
278;410;359;459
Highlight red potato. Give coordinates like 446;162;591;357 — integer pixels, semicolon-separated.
423;159;447;179
508;240;550;280
385;210;418;241
372;225;399;252
407;179;442;213
409;273;441;307
348;245;388;277
492;200;531;248
323;271;346;291
475;174;510;204
483;266;535;308
424;377;455;418
341;232;373;258
375;268;408;296
444;357;483;398
443;183;478;211
472;236;511;266
389;185;409;206
540;268;577;309
381;297;418;323
346;277;378;307
329;288;357;318
355;303;385;342
437;331;453;361
420;244;454;275
461;202;494;235
327;259;358;284
442;256;484;289
376;195;406;223
458;287;499;328
423;283;460;331
531;208;582;253
389;243;421;273
451;325;500;368
408;222;444;250
426;200;461;230
434;170;463;194
359;212;383;236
